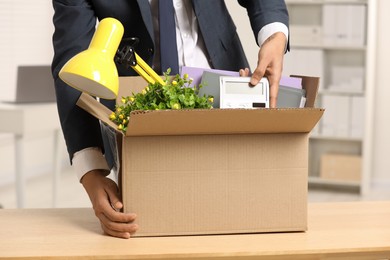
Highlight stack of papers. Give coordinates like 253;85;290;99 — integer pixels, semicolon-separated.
181;66;238;108
278;76;306;108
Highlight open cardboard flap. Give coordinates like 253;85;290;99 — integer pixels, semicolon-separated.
76;74;324;137
290;75;320;108
77;94;324;137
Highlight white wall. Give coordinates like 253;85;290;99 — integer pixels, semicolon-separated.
372;0;390;188
225;1;259;71
0;0;54;101
0;1;68;186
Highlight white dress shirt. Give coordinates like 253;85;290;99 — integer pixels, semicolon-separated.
73;0;289;181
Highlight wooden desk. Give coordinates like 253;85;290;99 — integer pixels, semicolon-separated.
0;201;390;259
0;102;62;208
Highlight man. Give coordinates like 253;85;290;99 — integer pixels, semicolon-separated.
51;0;289;238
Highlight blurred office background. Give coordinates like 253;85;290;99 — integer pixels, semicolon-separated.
1;0;390;209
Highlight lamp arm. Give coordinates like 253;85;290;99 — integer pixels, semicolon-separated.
115;38;165;85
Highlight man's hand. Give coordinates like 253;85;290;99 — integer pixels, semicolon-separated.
240;32;287;108
81;170;138;239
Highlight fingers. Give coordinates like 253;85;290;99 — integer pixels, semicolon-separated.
239;68;250;77
94;197;138;239
94;196;138;239
250;32;286;108
102;200;137;224
83;173;139;239
94;178;138;238
250;66;266;86
268;79;279;108
104;179;123;211
251;64;280;108
267;63;282;108
98;212;138;239
241;65;277;107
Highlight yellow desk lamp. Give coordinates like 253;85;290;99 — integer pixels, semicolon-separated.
59;17;164;100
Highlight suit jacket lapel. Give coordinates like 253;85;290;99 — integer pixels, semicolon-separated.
136;0;154;43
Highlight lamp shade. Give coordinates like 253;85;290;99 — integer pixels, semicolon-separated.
59;18;124;99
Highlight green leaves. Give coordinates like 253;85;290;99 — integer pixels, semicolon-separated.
110;70;214;133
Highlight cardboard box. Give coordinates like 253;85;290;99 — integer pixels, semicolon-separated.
320;153;362;182
76;75;323;237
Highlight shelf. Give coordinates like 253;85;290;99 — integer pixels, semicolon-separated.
285;0;373;195
291;45;366;51
309;135;363;142
286;0;367;5
318;90;365;96
308;176;361;188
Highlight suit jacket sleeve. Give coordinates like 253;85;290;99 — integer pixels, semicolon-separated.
238;0;289;45
192;0;289;71
51;0;105;162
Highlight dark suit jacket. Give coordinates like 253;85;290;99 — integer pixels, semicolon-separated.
51;0;289;164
